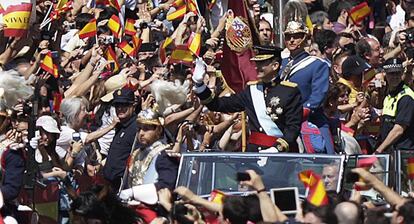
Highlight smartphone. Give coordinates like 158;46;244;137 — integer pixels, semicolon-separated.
270;187;300;215
72;132;81;142
346;171;360;183
236;172;251;181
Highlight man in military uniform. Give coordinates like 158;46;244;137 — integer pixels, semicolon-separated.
103;87;139;191
375;58;414;153
279;21;332;154
193;46;302;152
118;108;179;222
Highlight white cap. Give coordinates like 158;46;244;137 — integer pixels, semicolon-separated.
36;116;61;134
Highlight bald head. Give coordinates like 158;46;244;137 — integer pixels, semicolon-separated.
334;201;360;224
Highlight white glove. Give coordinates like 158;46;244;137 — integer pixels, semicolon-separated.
192;57;206;84
119;188;133;201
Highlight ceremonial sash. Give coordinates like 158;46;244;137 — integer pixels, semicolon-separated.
284;56;318;81
250;84;283;137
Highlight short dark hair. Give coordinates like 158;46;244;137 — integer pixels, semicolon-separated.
222;195;262;224
356;39;372;58
302;200;338;224
75;13;95;30
398;199;414;223
314;29;337;52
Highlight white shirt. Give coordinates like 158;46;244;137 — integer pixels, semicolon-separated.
96;106;117;155
389;4;406;31
55;126;88;166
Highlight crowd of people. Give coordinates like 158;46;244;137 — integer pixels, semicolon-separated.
1;0;414;223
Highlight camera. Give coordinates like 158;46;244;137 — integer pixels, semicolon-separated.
99;36;115;45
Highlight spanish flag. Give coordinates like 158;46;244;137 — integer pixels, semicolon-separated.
50;0;73;20
362;68;376;87
167;5;186;21
208;0;217;10
108;15;121;38
40;52;55;75
53;92;63;112
108;0;120;10
53;64;59;78
349;2;371;24
160;37;173;64
124;19;136;36
170;45;193;67
298;170;329;206
172;0;185;7
118;41;136;57
132;36;142;51
79;18;97;39
187;32;201;56
209;190;225;204
106;46;119;73
3;3;32;37
186;0;198;14
407;158;414;180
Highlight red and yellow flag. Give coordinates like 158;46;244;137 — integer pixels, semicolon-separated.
170;45;193;67
172;0;185;7
187;32;201;56
3;3;32;37
124;19;136;36
208;0;217;10
159;37;173;64
106;46;119;73
167;5;187;21
79;18;97;39
349;2;371;24
50;0;73;20
40;52;55;75
298;170;329;207
108;15;121;38
209;190;225;204
407;158;414;180
362;68;376;87
132;36;142;52
118;41;136;57
186;0;198;14
108;0;120;11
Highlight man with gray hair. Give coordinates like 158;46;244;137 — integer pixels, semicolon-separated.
334;201;361;224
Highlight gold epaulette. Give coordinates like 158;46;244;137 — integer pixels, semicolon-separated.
280;81;298;88
247;80;260;85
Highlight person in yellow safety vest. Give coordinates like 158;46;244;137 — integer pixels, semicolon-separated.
375;58;414;153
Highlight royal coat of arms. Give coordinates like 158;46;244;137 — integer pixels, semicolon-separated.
225;13;253;53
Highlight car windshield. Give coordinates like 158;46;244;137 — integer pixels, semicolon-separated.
176;153;346;197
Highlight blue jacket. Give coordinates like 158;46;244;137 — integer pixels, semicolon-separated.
280;51;329;114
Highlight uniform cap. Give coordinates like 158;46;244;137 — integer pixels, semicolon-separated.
112;87;135;104
251;45;283;62
383;58;403;73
